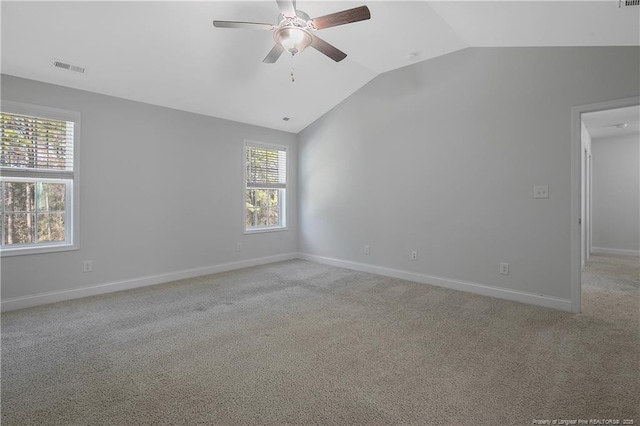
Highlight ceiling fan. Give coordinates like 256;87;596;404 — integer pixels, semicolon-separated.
212;1;371;63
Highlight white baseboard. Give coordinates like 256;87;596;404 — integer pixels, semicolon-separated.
298;253;572;312
2;252;574;313
1;253;298;313
592;247;640;257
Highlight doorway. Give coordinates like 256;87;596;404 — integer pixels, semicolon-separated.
571;96;640;313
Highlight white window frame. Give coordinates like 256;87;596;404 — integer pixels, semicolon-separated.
243;140;288;234
0;101;80;256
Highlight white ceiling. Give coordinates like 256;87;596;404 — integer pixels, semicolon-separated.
2;1;639;133
583;105;640;139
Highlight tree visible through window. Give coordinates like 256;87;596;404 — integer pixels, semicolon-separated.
245;143;286;231
1;104;78;255
3;181;66;244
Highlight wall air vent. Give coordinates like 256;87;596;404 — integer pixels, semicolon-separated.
620;0;639;6
53;60;86;74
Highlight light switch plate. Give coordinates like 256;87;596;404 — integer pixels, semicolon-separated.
533;185;549;199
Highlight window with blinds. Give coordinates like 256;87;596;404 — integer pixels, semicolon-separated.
0;102;79;255
245;142;287;231
1;113;74;176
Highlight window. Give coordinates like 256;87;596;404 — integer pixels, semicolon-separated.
1;101;79;256
244;141;287;232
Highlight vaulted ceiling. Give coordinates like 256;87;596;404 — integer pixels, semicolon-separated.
2;1;639;133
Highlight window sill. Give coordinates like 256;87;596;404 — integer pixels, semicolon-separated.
244;226;288;235
0;242;78;257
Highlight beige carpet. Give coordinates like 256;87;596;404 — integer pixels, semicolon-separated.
583;253;639;295
582;254;639;323
2;258;638;425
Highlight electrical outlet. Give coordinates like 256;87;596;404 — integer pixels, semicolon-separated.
533;185;549;199
236;243;242;252
83;260;93;273
364;245;370;255
500;262;509;275
411;251;418;260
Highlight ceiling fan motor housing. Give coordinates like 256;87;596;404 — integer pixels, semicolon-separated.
278;10;311;27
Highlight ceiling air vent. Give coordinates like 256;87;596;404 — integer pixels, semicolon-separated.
53;60;86;74
620;0;639;6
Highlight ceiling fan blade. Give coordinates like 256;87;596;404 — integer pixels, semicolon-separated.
311;35;347;62
212;21;275;30
263;44;285;63
276;0;297;18
311;6;371;30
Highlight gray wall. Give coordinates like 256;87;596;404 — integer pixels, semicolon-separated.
298;47;640;300
1;75;297;300
592;133;640;253
3;47;639;307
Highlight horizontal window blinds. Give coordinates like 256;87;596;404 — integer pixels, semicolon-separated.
246;144;286;189
1;112;74;178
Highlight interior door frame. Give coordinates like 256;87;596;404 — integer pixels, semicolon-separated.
587;153;593;261
582;147;588;269
570;96;640;313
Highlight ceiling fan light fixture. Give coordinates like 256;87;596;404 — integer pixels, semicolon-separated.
275;26;312;55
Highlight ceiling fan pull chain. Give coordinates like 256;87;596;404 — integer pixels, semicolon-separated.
290;53;295;83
